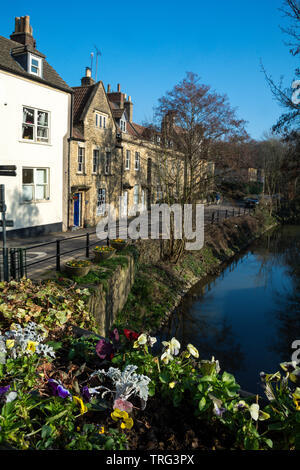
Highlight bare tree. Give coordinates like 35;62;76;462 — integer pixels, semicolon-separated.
262;0;300;133
154;72;248;205
147;72;248;261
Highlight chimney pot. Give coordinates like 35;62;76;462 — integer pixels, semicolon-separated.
15;17;20;32
107;84;111;93
10;15;36;48
85;66;91;77
24;16;30;33
117;83;121;92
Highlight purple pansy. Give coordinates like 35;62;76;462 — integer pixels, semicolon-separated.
81;386;91;403
95;339;113;360
48;379;71;399
109;328;120;343
0;385;10;396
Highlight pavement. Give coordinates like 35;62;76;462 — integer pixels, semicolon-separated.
2;200;246;279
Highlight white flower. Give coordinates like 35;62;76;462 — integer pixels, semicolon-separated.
187;344;199;358
148;336;157;347
162;337;180;356
161;349;174;364
249;403;259;421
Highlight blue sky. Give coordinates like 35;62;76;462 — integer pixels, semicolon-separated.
0;0;297;140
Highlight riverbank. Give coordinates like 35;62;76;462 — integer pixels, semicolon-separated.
115;209;277;334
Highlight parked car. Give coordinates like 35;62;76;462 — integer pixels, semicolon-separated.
244;198;259;208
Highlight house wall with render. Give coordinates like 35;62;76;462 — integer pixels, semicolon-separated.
0;69;71;235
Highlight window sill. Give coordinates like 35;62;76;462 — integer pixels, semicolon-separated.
21;199;51;204
19;140;52;147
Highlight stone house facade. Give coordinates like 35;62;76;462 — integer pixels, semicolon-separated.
68;73;215;229
69;71;119;228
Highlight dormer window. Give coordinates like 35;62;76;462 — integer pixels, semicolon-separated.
29;54;42;77
120;119;126;132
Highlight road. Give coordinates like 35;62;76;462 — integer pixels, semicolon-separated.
3;201;248;279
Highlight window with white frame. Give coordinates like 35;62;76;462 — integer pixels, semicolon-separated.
120;119;126;132
22;107;50;143
22;168;49;202
29;54;42;77
93;149;99;174
133;184;139;206
95;112;107;129
104;152;111;175
78;147;85;173
97;188;106;215
125;150;131;170
134;152;140;170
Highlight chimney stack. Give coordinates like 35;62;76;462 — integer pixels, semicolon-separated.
81;66;94;86
107;84;111;93
124;95;133;122
10;16;36;48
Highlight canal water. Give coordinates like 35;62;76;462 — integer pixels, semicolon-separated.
159;226;300;394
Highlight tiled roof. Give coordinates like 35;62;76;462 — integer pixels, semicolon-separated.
0;35;72;93
131;122;148;136
72;85;96;123
111;108;124;119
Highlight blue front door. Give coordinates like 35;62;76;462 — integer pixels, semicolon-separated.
73;193;81;226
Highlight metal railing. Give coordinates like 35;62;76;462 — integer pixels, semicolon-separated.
0;206;255;281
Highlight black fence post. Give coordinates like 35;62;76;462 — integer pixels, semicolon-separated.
10;248;16;280
225;209;228;219
107;236;110;246
211;212;215;224
56;240;61;272
86;233;90;258
3;248;9;282
18;248;26;279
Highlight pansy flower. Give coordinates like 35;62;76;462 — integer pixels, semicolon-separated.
0;385;10;396
123;329;139;342
48;379;71;399
95;339;114;360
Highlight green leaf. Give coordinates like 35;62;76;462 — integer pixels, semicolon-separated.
104;438;115;450
46;409;68;423
244;436;259;450
198;396;207;411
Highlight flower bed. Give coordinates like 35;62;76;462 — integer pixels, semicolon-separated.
93;246;116;262
65;259;91;277
110;239;127;251
1;315;300;450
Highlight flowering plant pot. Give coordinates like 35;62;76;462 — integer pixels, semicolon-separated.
64;260;91;277
110;239;127;251
93;246;116;262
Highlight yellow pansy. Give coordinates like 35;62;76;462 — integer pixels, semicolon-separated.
26;341;38;353
169;382;176;389
6;339;15;349
120;417;133;430
111;408;133;430
73;396;88;415
98;426;105;434
293;388;300;410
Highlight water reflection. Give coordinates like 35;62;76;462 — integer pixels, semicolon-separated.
159;226;300;394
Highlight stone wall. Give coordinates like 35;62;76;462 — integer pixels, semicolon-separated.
87;254;135;336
